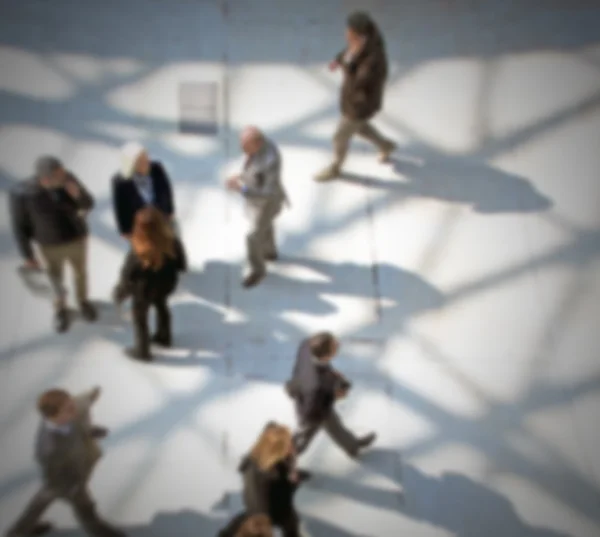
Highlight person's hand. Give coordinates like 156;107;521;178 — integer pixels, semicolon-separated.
64;179;81;199
225;176;242;191
335;387;348;400
121;234;131;240
329;60;340;72
22;258;41;271
90;386;102;402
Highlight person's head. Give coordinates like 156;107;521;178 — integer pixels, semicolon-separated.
35;156;66;189
345;11;375;47
249;422;293;471
309;331;339;362
235;514;273;537
131;206;175;269
240;126;264;156
120;141;150;178
37;389;76;426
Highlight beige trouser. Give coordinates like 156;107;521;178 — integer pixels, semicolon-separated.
332;116;392;168
39;238;88;309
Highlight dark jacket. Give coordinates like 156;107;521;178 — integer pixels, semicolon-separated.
335;26;388;121
239;454;297;526
9;174;94;260
117;238;187;303
112;161;174;235
286;339;340;424
36;389;102;495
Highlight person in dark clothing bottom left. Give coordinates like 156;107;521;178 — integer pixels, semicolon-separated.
113;206;187;362
219;422;309;537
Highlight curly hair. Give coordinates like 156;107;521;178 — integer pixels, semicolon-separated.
130;206;176;270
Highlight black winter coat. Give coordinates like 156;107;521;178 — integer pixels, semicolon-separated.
239;455;297;526
117;238;187;303
111;161;174;235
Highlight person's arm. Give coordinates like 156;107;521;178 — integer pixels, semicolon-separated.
240;151;280;200
154;162;175;217
244;468;270;514
64;172;94;211
9;187;36;262
173;238;187;272
111;177;129;236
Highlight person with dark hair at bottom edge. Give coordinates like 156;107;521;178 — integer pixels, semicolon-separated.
315;11;396;181
286;332;376;457
113;206;187;361
225;126;289;288
219;422;309;537
217;513;273;537
4;387;126;537
9;156;98;333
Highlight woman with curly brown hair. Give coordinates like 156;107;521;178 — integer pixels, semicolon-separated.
218;422;309;537
113;206;187;361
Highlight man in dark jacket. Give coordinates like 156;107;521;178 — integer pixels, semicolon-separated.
286;332;376;458
315;11;396;181
111;142;175;238
9;156;97;332
5;387;126;537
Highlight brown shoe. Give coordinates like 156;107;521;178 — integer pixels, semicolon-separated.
378;142;397;163
314;164;341;182
242;271;266;288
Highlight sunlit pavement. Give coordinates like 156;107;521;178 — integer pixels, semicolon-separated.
0;1;599;536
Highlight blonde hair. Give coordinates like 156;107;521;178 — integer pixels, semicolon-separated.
249;423;293;471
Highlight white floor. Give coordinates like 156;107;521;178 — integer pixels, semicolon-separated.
1;1;600;536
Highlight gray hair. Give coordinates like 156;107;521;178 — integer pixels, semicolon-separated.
35;156;62;179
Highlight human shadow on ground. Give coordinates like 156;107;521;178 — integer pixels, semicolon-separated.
309;448;573;537
340;153;552;214
46;509;225;537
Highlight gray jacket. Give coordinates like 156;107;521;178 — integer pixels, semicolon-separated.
34;389;102;495
240;138;288;209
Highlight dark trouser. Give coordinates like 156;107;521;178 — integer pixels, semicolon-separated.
293;408;360;457
7;486;123;537
246;201;282;275
219;511;300;537
132;295;171;355
39;238;88;310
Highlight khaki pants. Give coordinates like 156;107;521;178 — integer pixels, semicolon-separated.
332;116;392;168
39;238;88;309
246;201;282;275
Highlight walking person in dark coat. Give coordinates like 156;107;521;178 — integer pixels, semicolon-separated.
219;423;307;537
315;11;396;181
113;207;187;361
286;332;377;458
5;387;126;537
9;156;98;332
111;142;176;239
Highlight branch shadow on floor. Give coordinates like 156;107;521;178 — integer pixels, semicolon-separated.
340;152;552;214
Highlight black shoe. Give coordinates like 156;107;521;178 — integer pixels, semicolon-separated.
151;333;172;347
54;309;69;333
297;469;312;483
357;432;377;449
265;252;278;261
125;347;152;362
91;426;109;439
80;301;98;322
242;271;265;288
31;522;53;536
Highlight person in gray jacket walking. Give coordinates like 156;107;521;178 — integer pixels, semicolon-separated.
5;388;126;537
226;126;288;288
